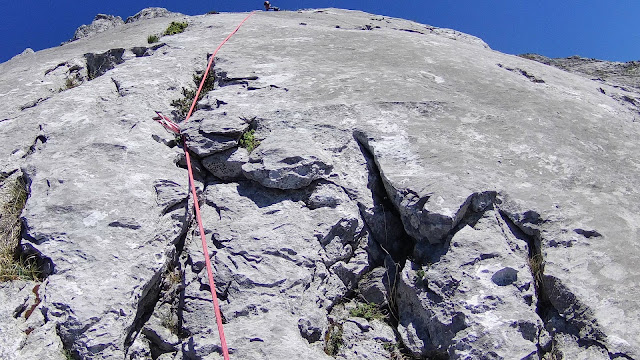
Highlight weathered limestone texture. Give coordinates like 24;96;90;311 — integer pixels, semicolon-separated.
1;6;639;360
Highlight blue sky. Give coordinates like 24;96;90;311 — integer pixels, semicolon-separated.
1;1;639;64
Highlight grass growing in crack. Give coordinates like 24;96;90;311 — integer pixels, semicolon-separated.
63;349;74;360
170;71;216;118
147;34;159;44
324;322;344;356
61;77;79;91
541;339;562;360
239;129;260;152
528;253;545;288
0;176;40;282
160;311;180;335
413;268;426;286
349;302;385;321
163;21;188;36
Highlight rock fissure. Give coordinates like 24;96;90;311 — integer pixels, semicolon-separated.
214;70;259;88
495;207;628;360
125;204;193;359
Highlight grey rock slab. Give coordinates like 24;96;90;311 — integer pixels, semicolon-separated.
16;322;66;360
242;129;334;189
0;8;206;358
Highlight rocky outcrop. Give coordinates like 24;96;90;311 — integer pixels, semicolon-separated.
69;14;125;42
1;7;639;360
520;53;640;91
520;53;640;119
126;8;180;24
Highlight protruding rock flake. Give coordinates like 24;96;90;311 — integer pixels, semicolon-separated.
0;6;639;360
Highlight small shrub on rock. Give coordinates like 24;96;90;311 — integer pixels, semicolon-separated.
239;129;260;152
163;21;188;36
349;302;385;321
147;34;159;44
170;71;216;118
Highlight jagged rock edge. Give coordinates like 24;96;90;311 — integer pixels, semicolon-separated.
352;129;630;358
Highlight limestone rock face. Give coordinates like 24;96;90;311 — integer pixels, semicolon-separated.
1;7;639;360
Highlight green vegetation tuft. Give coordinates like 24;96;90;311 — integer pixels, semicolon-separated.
63;349;74;360
170;71;216;118
414;268;425;285
349;302;385;321
0;176;41;282
147;34;159;44
528;253;545;289
324;322;343;356
239;129;260;152
163;21;188;36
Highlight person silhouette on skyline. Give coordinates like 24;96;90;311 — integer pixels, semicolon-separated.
264;1;280;11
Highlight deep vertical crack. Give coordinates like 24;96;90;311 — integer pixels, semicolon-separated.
123;199;192;357
495;207;627;359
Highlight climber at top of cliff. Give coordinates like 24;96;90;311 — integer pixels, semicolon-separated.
264;1;280;11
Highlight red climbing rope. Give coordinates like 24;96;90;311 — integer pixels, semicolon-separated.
185;11;257;123
153;11;256;360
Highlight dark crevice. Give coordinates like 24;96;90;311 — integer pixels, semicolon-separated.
57;325;80;360
111;77;124;97
353;131;446;358
44;62;67;76
124;202;192;357
131;43;166;57
353;131;414;265
20;97;51;111
497;64;545;83
214;69;259;88
495;208;552;358
85;48;126;80
495;208;625;359
351;129;609;358
16;171;54;279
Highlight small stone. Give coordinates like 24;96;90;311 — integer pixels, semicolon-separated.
492;267;518;286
